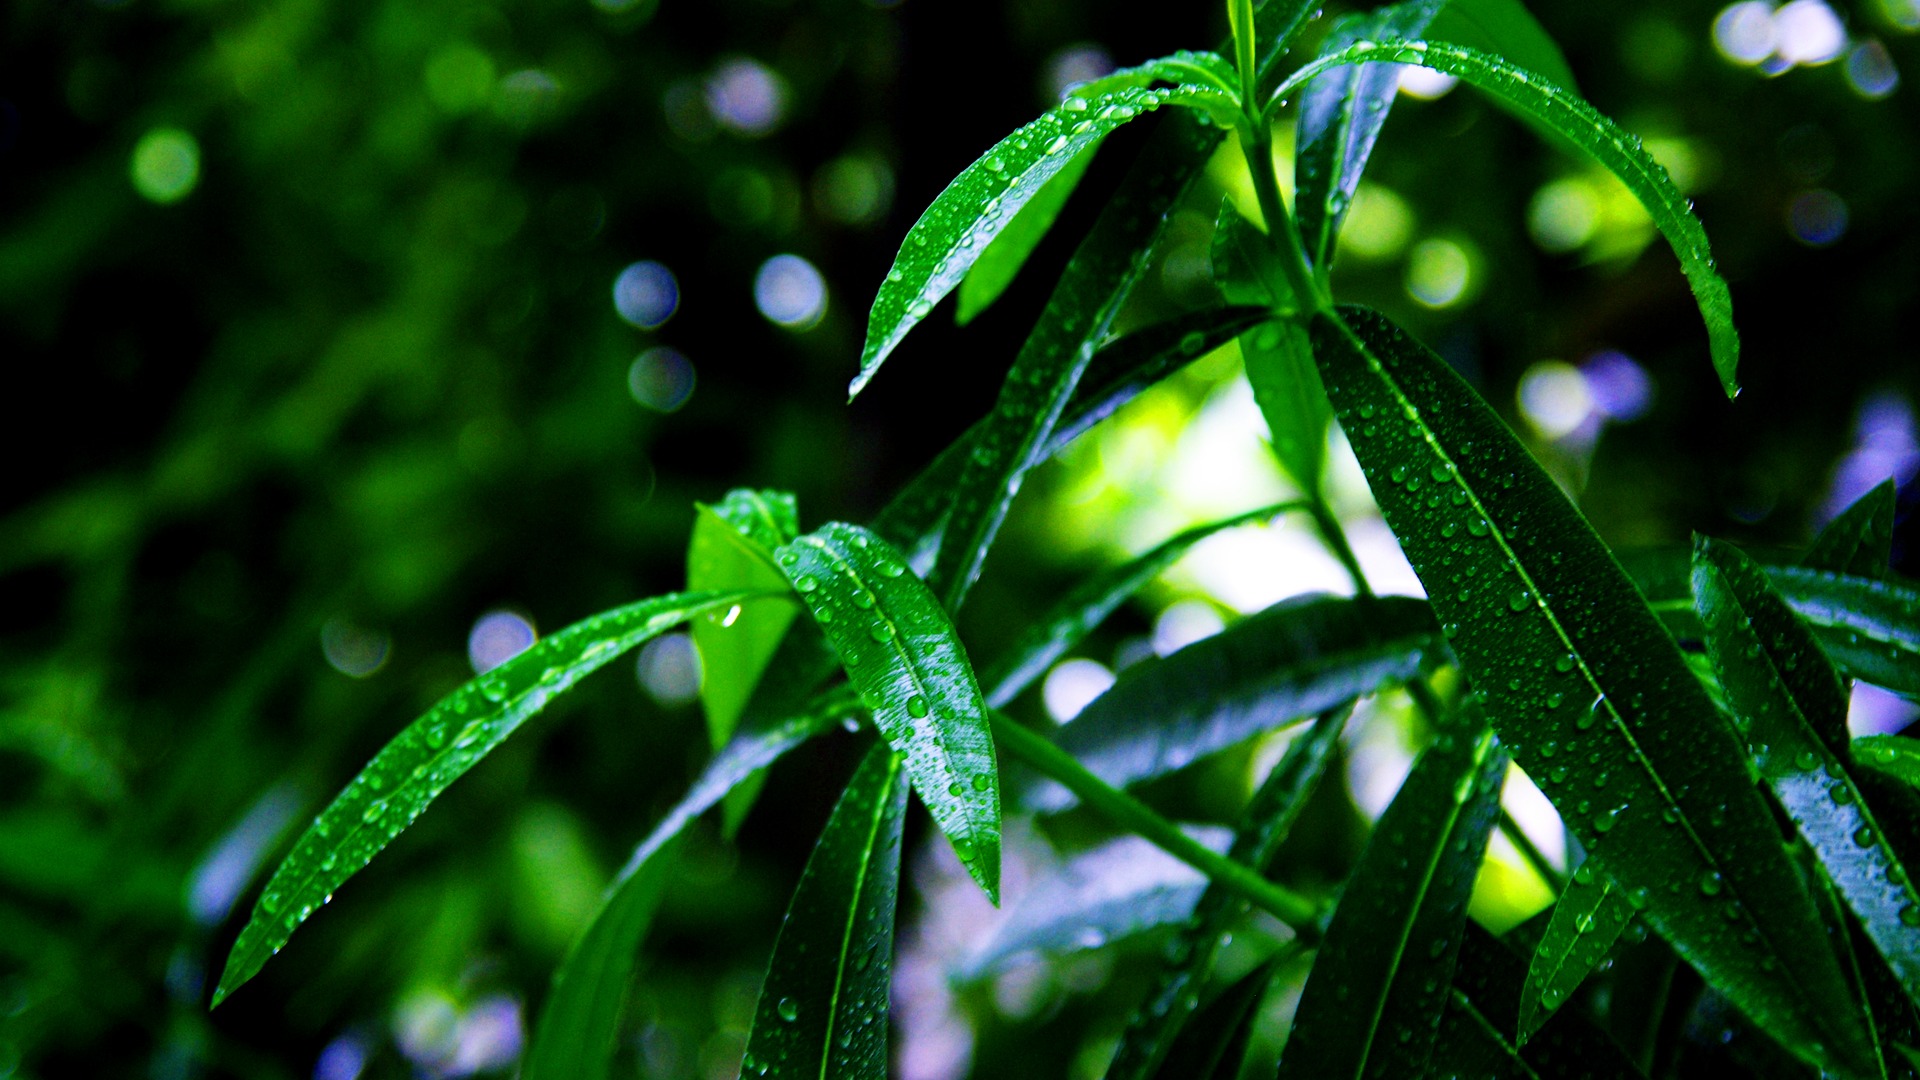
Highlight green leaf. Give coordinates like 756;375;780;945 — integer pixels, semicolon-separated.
1277;723;1508;1079
853;69;1235;398
1435;922;1649;1079
955;144;1098;327
1859;737;1920;789
1293;1;1448;273
1519;862;1639;1044
923;111;1228;613
211;587;770;1008
1428;0;1579;92
523;837;682;1080
1212;197;1292;308
1282;39;1740;396
1032;593;1435;812
1807;480;1898;581
962;829;1226;979
776;523;1002;901
980;500;1307;709
740;742;910;1080
690;491;802;748
1308;305;1871;1075
527;691;855;1080
1104;707;1348;1080
1805;851;1906;1080
1151;957;1283;1080
1767;567;1920;701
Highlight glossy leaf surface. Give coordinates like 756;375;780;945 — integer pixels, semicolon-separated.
1520;862;1638;1044
1766;567;1920;701
1104;707;1348;1080
213;587;768;1007
1308;305;1869;1074
776;523;1001;900
955;143;1097;326
689;490;801;748
740;743;909;1080
1807;480;1898;580
980;500;1306;709
1284;40;1740;396
854;70;1231;398
1033;593;1434;811
1277;725;1507;1079
1859;738;1920;790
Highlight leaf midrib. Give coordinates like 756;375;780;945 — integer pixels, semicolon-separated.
815;754;898;1079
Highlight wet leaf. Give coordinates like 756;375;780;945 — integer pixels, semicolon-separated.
1766;568;1920;701
853;67;1235;398
980;500;1307;709
1104;707;1348;1080
1283;39;1740;396
1427;0;1578;92
212;588;772;1007
1520;861;1639;1044
740;743;910;1080
1151;957;1283;1080
1859;737;1920;790
1308;305;1871;1075
1032;593;1435;812
776;523;1001;901
1433;921;1648;1079
689;490;801;748
1805;480;1898;581
1277;724;1508;1079
528;692;855;1080
956;143;1097;326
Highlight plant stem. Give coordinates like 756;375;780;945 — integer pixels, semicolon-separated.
1499;807;1564;890
1241;121;1327;316
1308;496;1373;600
989;710;1325;937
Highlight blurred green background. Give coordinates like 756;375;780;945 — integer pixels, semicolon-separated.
3;1;1919;1077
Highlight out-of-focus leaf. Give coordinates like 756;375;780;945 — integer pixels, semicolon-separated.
1433;921;1648;1079
1151;957;1283;1080
1308;305;1871;1075
956;144;1098;326
961;829;1229;979
689;490;801;748
853;69;1235;398
1104;707;1348;1080
212;588;771;1008
740;743;910;1080
1427;0;1578;91
1032;593;1435;812
980;500;1306;708
776;523;1001;901
1293;1;1447;272
1859;738;1920;789
1806;480;1898;581
1283;37;1741;395
1520;862;1639;1044
528;690;856;1080
1277;724;1507;1078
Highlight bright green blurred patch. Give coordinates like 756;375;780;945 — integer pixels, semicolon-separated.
1336;183;1414;262
424;44;496;114
129;127;199;204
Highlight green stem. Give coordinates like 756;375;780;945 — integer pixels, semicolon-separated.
1308;496;1372;600
1241;121;1327;316
989;711;1325;936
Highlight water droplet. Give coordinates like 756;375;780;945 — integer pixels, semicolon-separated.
1793;750;1818;771
777;996;800;1022
852;591;876;609
797;576;819;593
1699;871;1724;897
985;155;1005;173
907;695;930;718
868;622;893;643
1507;590;1530;612
1853;826;1876;848
971;774;991;792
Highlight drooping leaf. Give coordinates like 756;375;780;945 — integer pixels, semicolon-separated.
212;587;772;1007
1433;921;1648;1079
1308;305;1871;1075
775;523;1002;901
1293;1;1448;273
980;500;1308;708
1281;38;1741;396
527;691;855;1080
1767;568;1920;701
853;69;1235;398
1032;593;1435;812
689;490;801;748
962;829;1229;979
1806;480;1898;581
956;143;1098;326
1520;861;1639;1044
1859;738;1920;790
924;110;1229;613
1276;723;1508;1079
1151;957;1284;1080
1104;707;1348;1080
739;742;910;1080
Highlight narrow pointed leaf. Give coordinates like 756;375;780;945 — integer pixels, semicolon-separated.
1859;738;1920;789
1277;724;1508;1079
690;491;801;748
1032;593;1435;812
1282;38;1741;395
527;691;856;1080
775;523;1001;901
212;588;770;1007
1806;852;1904;1080
1434;922;1648;1079
925;112;1228;613
1152;958;1283;1080
1211;198;1292;309
1767;568;1920;701
853;73;1233;398
1105;706;1348;1080
1293;1;1447;272
740;743;910;1080
955;143;1098;326
1308;305;1870;1074
1427;0;1578;92
1806;480;1898;581
981;500;1307;708
963;829;1228;978
1694;535;1920;1008
1520;862;1639;1044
